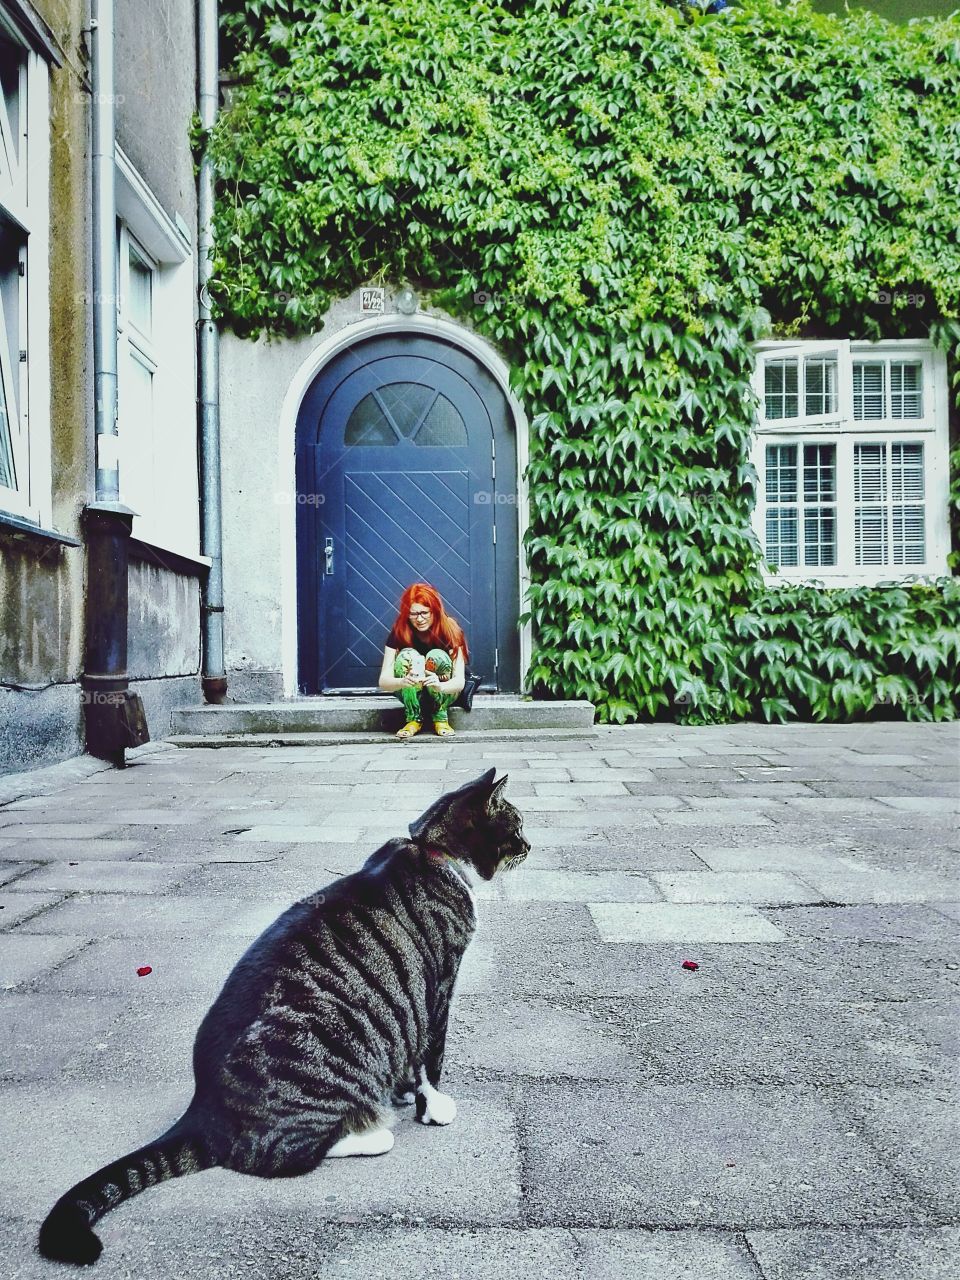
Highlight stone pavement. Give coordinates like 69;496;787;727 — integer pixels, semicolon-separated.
0;721;957;1279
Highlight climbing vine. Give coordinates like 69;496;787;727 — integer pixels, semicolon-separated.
208;0;960;722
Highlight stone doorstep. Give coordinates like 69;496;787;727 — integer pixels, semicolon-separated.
169;696;596;737
168;727;599;748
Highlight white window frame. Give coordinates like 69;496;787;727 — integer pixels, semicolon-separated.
114;146;201;560
751;340;950;585
0;13;51;524
758;340;852;431
117;222;159;524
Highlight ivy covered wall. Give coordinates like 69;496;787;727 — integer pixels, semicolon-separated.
206;0;960;722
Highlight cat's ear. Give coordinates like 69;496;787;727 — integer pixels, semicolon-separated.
487;774;509;807
408;769;502;843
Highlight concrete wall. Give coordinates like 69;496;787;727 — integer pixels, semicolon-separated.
128;557;201;680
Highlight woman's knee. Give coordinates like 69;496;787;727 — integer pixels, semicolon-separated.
394;647;420;677
425;648;452;677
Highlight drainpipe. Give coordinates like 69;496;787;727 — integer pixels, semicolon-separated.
81;0;149;765
197;0;227;703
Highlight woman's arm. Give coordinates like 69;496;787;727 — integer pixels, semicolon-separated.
379;646;419;693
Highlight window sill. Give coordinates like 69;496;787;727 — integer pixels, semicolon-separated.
0;510;81;547
761;570;947;590
128;536;212;577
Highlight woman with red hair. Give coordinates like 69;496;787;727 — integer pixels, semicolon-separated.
378;583;468;739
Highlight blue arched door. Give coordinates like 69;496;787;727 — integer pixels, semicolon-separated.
295;333;520;693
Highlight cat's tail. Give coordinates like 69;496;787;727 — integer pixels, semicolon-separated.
37;1109;217;1266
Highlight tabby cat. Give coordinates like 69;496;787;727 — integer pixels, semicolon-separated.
38;767;528;1265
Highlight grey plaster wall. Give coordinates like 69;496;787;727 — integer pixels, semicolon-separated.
127;558;201;680
218;288;510;699
1;2;89;773
219;323;317;695
114;0;198;235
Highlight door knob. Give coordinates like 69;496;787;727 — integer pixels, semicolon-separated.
324;537;334;575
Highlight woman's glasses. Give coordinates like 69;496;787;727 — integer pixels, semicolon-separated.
408;609;432;620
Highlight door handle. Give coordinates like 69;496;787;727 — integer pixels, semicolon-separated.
324;537;334;575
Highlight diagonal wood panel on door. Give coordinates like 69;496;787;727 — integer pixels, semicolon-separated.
344;470;472;667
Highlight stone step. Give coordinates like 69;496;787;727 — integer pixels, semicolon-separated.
169;695;595;739
169;727;598;748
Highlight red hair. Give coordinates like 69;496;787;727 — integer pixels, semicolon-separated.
391;583;469;662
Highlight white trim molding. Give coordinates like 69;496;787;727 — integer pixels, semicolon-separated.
276;307;531;698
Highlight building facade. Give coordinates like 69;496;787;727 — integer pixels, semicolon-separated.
0;0;206;774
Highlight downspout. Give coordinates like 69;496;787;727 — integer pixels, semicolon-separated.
81;0;149;764
198;0;227;703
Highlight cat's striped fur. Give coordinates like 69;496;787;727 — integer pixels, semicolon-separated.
38;768;527;1265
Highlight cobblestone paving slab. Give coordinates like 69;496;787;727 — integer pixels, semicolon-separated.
0;723;955;1276
9;861;193;894
588;902;789;942
836;1087;960;1221
521;1082;919;1228
574;1229;768;1279
0;890;66;927
746;1226;960;1280
0;993;130;1080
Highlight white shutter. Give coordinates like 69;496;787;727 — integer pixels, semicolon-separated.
854;443;888;565
853;362;885;421
891;442;925;564
853;441;926;568
890;362;923;419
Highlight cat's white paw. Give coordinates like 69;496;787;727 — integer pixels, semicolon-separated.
326;1127;395;1158
416;1084;457;1126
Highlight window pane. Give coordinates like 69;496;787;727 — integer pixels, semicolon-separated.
415;394;467;446
890;362;922;419
802;444;836;567
804;357;838;415
376;382;433;438
765;444;797;502
892;506;925;565
344;393;398;446
0;40;22;173
764;444;798;566
765;508;798;567
764;359;799;419
0;371;15;489
854;443;886;503
891;442;924;502
853;362;885;420
855;508;888;565
127;245;152;337
804;507;836;566
891;442;925;565
854;443;888;565
803;443;835;502
0;218;20;491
